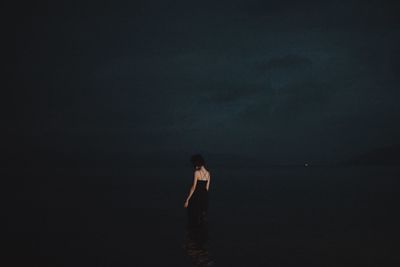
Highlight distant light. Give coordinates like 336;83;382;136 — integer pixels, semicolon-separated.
304;163;309;167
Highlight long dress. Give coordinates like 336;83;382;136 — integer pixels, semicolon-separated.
187;179;208;226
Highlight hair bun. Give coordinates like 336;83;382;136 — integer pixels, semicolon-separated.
190;154;206;169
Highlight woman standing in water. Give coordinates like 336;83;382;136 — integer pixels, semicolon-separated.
184;154;210;226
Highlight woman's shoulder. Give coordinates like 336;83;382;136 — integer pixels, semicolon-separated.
194;169;211;176
194;168;210;173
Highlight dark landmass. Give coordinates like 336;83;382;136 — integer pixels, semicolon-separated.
3;143;400;176
339;144;400;166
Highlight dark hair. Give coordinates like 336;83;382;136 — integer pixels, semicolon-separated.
190;154;206;170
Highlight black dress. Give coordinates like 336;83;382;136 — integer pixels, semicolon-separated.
187;179;208;226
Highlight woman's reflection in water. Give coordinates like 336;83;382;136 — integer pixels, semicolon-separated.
183;221;214;266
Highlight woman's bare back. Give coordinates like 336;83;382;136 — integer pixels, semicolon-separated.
196;168;210;181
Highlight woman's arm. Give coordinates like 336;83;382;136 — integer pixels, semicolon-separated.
184;172;198;207
206;173;210;191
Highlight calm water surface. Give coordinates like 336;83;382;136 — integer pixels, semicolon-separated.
5;165;400;266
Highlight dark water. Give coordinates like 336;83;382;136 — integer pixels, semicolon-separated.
5;165;400;266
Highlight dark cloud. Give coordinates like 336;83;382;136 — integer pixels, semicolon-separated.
256;54;313;71
7;0;400;165
201;83;264;104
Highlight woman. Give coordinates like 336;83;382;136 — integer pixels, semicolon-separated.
184;154;210;226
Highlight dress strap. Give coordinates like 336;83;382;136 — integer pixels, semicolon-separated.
200;169;207;180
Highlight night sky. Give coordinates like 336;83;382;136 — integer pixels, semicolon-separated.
10;0;400;166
